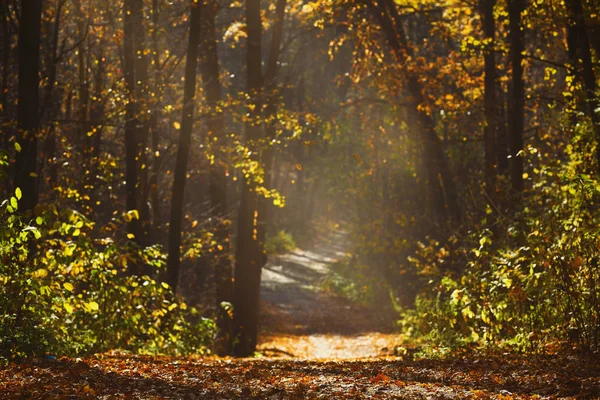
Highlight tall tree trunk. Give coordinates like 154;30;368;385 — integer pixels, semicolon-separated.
149;0;163;240
166;0;203;293
41;0;63;192
565;0;600;173
364;0;460;222
508;0;525;193
199;0;234;356
496;82;509;172
123;0;141;262
259;0;286;239
233;0;264;357
131;0;152;242
1;1;9;117
89;49;105;189
74;0;90;171
481;0;497;192
14;0;43;214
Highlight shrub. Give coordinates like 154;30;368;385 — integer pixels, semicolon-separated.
264;230;296;255
0;193;215;364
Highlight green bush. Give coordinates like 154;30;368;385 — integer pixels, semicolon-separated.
0;192;215;363
400;120;600;353
264;230;296;255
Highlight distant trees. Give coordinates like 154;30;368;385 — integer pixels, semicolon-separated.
363;0;460;222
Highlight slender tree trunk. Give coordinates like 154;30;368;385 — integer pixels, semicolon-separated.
74;0;90;165
199;0;234;356
14;0;43;214
1;1;9;117
41;0;63;191
166;1;203;293
364;0;460;222
496;82;509;172
565;0;600;174
131;0;152;241
124;0;141;260
89;50;105;186
259;0;286;240
149;0;162;239
508;0;525;193
481;0;497;192
233;0;264;357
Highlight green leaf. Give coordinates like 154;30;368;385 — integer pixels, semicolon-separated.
10;197;17;210
36;216;43;225
14;142;21;152
15;187;22;200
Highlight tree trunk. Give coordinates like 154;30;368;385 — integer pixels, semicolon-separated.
14;0;43;214
123;0;141;259
565;0;600;173
481;0;497;193
508;0;525;193
1;1;10;117
41;0;64;191
364;0;460;222
166;1;203;293
259;0;287;240
131;0;152;241
199;0;234;356
233;0;264;357
149;0;163;240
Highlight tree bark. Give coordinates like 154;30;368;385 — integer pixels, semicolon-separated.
131;0;152;241
199;0;234;356
123;0;141;258
166;0;203;293
508;0;525;193
14;0;43;214
41;0;64;191
233;0;264;357
481;0;497;192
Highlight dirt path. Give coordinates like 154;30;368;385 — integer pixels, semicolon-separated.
257;227;400;359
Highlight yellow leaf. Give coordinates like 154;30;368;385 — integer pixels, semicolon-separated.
63;303;74;313
72;228;80;237
192;220;198;228
15;187;22;200
161;282;170;289
127;233;135;239
445;94;454;101
522;173;529;179
296;164;303;171
88;301;99;311
173;121;181;130
63;282;74;292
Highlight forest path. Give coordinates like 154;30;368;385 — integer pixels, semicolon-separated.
257;224;400;359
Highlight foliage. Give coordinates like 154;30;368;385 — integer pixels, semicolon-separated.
264;230;296;255
0;194;215;364
321;259;392;307
400;119;600;353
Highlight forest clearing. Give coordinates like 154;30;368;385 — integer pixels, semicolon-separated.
2;0;600;397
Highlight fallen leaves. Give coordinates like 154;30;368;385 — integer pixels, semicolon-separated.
1;353;599;399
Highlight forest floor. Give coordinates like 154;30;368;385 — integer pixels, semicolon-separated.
2;224;600;399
